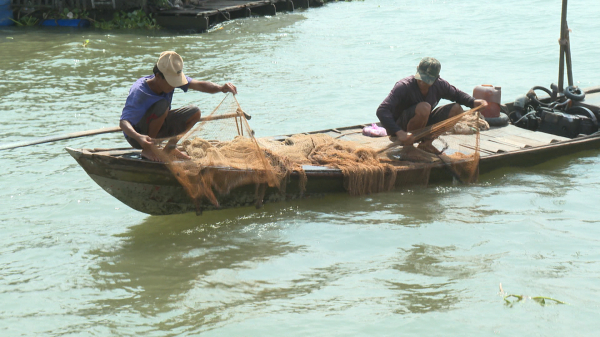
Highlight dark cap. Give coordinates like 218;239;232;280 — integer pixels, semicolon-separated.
415;57;441;85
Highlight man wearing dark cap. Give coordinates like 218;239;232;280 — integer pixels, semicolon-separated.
120;51;237;161
376;57;487;154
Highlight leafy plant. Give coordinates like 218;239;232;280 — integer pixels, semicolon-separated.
499;283;567;307
151;0;171;9
504;294;567;307
92;10;159;30
9;16;39;26
60;8;89;20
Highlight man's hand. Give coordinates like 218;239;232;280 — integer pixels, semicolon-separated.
395;130;414;146
220;82;238;95
474;99;488;109
136;134;154;148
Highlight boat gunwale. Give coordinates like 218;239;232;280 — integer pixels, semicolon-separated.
66;128;600;177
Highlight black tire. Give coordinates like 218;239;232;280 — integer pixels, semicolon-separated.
528;86;553;107
564;86;586;101
531;86;552;97
485;113;509;127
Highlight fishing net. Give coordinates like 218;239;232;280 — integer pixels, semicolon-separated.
150;95;483;211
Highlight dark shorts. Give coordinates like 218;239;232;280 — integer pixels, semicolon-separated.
396;103;458;131
126;99;199;149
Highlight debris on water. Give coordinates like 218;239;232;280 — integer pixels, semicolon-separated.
500;283;567;306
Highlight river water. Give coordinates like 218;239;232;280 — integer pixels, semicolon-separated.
1;0;600;335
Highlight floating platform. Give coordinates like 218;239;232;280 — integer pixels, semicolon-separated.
154;0;321;31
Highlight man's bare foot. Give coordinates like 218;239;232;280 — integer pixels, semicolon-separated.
417;142;442;155
141;148;162;162
165;147;191;160
394;130;414;146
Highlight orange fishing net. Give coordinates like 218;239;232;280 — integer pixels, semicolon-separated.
150;95;483;211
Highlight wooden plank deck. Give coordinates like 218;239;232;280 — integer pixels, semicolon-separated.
279;123;574;159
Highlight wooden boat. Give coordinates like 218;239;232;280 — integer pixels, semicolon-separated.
66;86;600;215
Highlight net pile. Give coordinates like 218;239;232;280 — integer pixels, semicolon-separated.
150;95;483;210
259;134;399;196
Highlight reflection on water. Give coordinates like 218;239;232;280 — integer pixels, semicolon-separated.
388;244;502;314
284;191;452;227
84;210;304;330
82;190;463;332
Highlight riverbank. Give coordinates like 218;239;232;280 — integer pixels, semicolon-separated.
3;0;336;31
154;0;322;31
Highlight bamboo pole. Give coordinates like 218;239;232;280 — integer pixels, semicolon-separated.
0;111;251;151
0;126;121;151
558;0;571;91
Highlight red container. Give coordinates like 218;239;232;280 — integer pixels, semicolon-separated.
473;84;501;118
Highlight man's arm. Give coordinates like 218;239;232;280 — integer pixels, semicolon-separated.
188;79;237;95
119;119;153;148
376;84;414;144
438;80;488;113
376;89;402;135
439;79;475;108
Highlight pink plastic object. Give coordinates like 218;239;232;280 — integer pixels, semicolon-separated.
362;123;388;137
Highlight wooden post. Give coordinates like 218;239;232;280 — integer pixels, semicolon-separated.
558;0;574;92
198;14;208;32
292;0;309;9
564;23;574;88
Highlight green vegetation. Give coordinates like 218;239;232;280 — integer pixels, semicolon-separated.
8;8;159;30
59;8;89;19
499;284;566;307
504;294;567;307
91;10;159;30
9;16;38;26
151;0;171;9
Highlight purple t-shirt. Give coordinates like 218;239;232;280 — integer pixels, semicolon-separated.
120;74;193;126
376;75;474;134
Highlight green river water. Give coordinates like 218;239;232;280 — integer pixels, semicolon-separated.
1;0;600;335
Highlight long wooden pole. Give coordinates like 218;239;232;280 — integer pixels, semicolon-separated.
0;126;122;151
558;0;569;92
564;24;574;87
0;112;251;151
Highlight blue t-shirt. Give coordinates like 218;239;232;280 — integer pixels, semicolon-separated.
120;74;193;126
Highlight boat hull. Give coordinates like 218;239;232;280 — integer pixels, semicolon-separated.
66;147;435;215
67;130;600;215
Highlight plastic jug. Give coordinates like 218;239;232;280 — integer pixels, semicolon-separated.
473;85;501;118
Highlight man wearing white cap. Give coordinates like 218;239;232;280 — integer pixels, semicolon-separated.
120;51;237;161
